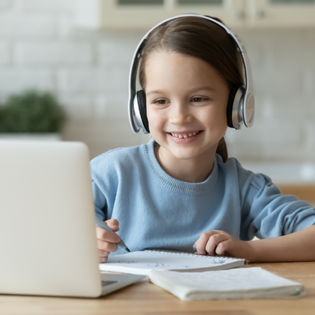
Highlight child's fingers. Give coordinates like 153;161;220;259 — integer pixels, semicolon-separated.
96;226;121;243
97;239;118;253
195;231;219;255
98;249;110;259
99;256;108;263
105;219;120;232
95;226;120;263
215;240;232;256
205;233;229;256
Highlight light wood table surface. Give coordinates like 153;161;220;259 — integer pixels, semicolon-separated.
1;262;315;315
279;184;315;205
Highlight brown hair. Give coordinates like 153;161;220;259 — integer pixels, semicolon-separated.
139;15;244;162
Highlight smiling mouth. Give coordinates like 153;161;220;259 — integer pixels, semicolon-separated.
168;131;203;139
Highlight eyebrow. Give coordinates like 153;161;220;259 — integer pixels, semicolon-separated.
146;86;216;96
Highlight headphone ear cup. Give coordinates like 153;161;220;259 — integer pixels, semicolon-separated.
226;86;245;129
227;86;239;129
136;90;150;133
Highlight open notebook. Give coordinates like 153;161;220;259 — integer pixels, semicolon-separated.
99;250;246;275
148;267;305;300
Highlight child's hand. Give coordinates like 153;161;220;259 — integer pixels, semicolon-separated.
96;219;121;263
194;230;252;261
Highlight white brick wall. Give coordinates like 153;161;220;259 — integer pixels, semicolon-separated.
58;92;94;120
0;14;55;37
0;0;314;161
15;41;93;65
16;0;75;12
0;0;13;11
98;34;142;65
303;70;314;97
0;42;10;64
56;67;129;92
94;94;128;119
0;68;54;92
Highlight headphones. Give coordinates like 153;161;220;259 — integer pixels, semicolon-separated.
128;14;255;134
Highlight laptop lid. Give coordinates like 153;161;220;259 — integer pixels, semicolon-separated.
0;141;102;297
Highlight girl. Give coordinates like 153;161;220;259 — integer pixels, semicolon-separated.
91;15;315;264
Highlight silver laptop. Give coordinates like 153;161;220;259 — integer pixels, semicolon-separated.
0;141;144;298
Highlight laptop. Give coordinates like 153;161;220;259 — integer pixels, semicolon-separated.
0;141;144;298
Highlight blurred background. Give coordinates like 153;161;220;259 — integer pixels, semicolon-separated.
0;0;314;202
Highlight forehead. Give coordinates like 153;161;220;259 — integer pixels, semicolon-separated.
144;51;227;92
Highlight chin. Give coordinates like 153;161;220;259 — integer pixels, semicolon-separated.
169;148;204;160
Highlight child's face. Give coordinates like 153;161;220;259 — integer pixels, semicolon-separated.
145;51;229;162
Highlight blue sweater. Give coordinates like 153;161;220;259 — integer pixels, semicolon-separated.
91;138;315;255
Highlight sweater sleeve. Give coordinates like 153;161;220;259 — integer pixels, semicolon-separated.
90;147;125;228
92;179;108;228
237;162;315;240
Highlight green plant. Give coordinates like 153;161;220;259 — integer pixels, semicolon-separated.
0;90;67;133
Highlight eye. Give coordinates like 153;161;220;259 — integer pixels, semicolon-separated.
154;99;167;105
192;97;207;103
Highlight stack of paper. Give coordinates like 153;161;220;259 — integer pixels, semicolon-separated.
148;267;305;301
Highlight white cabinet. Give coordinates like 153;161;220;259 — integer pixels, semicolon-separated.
75;0;245;29
247;0;315;28
75;0;315;30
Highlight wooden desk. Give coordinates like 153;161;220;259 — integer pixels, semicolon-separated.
278;184;315;205
1;262;315;315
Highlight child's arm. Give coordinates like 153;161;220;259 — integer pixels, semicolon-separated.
194;225;315;263
249;225;315;262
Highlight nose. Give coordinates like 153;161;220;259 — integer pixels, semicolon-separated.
169;102;193;125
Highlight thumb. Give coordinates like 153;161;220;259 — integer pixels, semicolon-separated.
105;219;120;232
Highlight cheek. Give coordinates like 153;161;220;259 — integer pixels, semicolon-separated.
146;107;154;128
216;109;227;126
197;108;227;138
147;108;163;129
198;106;227;127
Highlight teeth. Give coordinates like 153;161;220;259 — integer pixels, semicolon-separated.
170;132;199;138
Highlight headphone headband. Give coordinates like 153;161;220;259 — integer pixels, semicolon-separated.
128;14;255;133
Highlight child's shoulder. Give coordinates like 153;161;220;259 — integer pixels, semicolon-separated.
90;142;146;171
218;155;273;190
216;154;245;171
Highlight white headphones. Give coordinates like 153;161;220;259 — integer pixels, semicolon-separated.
128;14;255;134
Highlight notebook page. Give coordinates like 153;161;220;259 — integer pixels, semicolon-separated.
149;267;305;300
150;267;303;291
99;250;245;275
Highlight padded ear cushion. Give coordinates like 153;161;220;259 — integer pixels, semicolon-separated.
226;86;239;128
137;90;150;133
226;87;238;128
